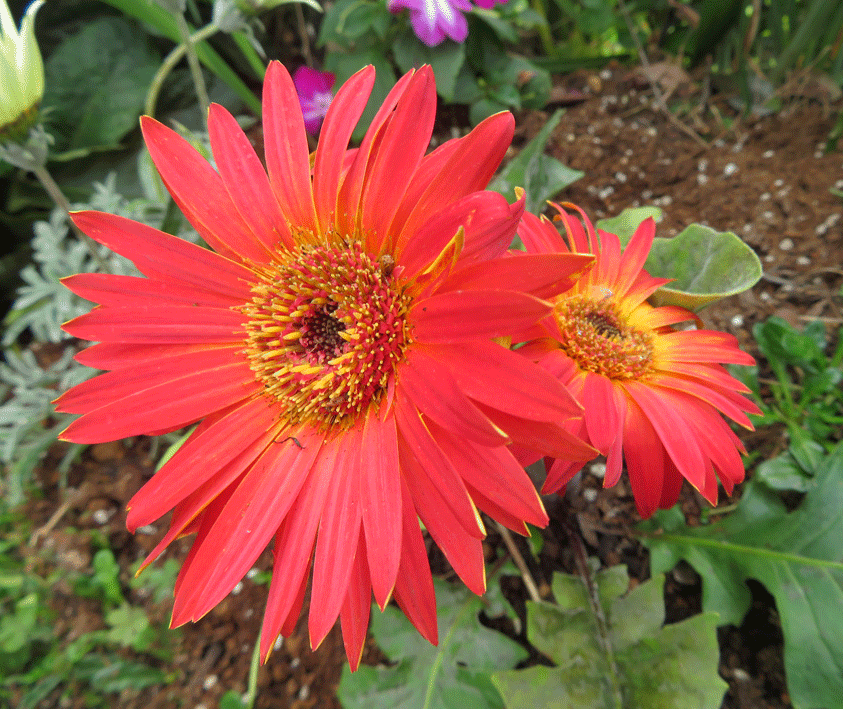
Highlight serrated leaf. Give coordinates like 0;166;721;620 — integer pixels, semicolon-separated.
337;579;527;709
490;109;583;215
644;224;762;311
493;567;727;709
641;443;843;709
42;17;159;158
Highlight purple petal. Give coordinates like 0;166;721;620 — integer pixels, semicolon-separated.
292;66;336;134
388;0;472;46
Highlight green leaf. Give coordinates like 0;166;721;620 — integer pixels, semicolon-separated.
42;17;159;159
641;443;843;709
755;453;815;492
337;579;527;709
493;567;726;709
643;224;762;311
393;28;466;102
596;207;664;248
490;109;583;215
104;604;151;649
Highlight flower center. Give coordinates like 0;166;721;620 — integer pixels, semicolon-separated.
242;238;412;428
554;293;653;379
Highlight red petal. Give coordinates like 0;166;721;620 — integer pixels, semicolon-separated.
310;430;364;649
74;342;218;370
260;444;339;656
661;330;757;365
126;397;282;530
312;66;375;233
400;347;508;447
174;430;322;621
426;340;582;421
393;112;514;244
59;360;259;444
360;67;437;250
340;534;372;671
443;252;593;300
63;273;241;309
517;212;568;255
63;305;244;344
622;396;665;518
336;70;416;239
394;395;485;539
56;345;243;415
431;420;548;529
581;373;622;453
141;117;270;263
71;211;255;301
208;102;293;253
262;61;317;232
411;289;551;343
475;402;596;463
360;410;402;609
392;475;438;644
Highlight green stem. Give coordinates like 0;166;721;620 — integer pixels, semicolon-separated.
242;628;262;709
176;10;211;121
637;531;843;571
145;21;219;122
30;164;108;271
529;0;558;59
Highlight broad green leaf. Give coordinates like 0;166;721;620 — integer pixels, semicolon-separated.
493;567;726;709
641;443;843;709
755;453;815;492
490;109;583;215
644;224;762;311
393;28;466;102
337;579;527;709
42;17;159;159
596;207;664;247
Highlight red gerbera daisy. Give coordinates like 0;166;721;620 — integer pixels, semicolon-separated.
54;63;596;668
516;203;761;519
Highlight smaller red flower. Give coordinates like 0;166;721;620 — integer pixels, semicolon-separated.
516;203;762;518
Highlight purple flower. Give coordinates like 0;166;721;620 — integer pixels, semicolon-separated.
387;0;472;46
292;66;335;135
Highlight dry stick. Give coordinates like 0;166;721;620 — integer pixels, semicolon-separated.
616;0;708;149
295;2;314;68
495;521;542;603
564;513;625;708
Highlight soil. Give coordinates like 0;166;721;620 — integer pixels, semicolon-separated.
14;62;843;709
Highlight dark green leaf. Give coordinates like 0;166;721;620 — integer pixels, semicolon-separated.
491;110;583;214
641;443;843;709
42;17;159;159
393;28;466;102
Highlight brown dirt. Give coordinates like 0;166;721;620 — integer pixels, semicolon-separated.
16;63;843;709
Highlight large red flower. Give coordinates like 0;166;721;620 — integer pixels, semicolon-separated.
55;63;596;668
516;203;761;518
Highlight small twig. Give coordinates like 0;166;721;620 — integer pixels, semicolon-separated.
617;0;708;149
175;10;211;121
295;2;313;68
564;513;624;708
495;521;541;603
